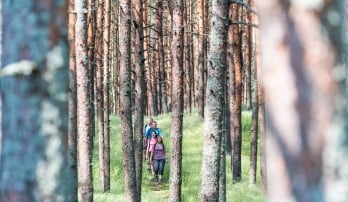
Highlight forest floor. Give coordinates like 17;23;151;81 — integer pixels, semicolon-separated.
92;110;266;202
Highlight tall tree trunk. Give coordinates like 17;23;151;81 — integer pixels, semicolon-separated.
258;0;338;201
0;1;71;201
201;0;229;201
230;3;242;182
68;0;78;200
102;0;111;191
132;0;146;196
76;0;94;201
241;4;251;110
157;0;168;113
119;0;138;200
88;0;97;139
323;2;348;201
168;0;184;201
96;0;105;192
248;28;258;185
194;0;205;118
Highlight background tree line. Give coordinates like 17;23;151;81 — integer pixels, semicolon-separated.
1;0;348;202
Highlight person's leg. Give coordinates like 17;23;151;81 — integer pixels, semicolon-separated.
152;159;159;181
158;159;166;183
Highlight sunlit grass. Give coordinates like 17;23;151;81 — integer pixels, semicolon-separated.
92;110;266;201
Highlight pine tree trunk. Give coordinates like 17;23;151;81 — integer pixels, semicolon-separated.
230;3;242;182
87;0;97;139
0;1;72;201
194;0;205;119
132;0;146;196
68;0;78;200
258;1;338;201
76;0;94;201
96;0;105;192
102;0;111;191
248;37;258;185
201;0;229;201
119;0;138;200
168;0;184;201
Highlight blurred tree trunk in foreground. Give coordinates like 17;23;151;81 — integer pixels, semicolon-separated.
257;0;344;201
0;1;72;201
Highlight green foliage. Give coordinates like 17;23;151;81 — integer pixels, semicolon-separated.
92;111;266;202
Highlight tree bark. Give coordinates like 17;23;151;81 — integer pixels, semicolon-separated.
258;0;338;201
95;0;105;191
230;3;242;182
102;0;111;192
132;0;146;196
119;0;138;200
323;1;348;201
75;0;94;201
0;1;72;201
168;0;184;201
201;0;229;201
68;0;78;200
248;25;258;185
194;0;205;118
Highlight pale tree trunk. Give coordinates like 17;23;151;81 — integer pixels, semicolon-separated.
119;0;138;200
259;76;267;192
102;0;111;192
76;0;94;201
68;0;78;200
201;0;229;201
248;0;258;185
132;0;146;196
168;0;184;201
0;1;72;201
248;24;258;185
323;1;348;202
258;0;339;201
95;0;105;191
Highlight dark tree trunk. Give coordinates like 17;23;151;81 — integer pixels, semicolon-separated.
68;0;78;200
230;3;242;182
102;0;111;191
168;0;184;201
132;0;146;196
201;0;229;201
87;0;97;139
0;0;72;201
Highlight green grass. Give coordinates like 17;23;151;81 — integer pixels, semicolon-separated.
92;110;266;202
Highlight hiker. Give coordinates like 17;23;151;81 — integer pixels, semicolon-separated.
147;131;158;174
150;136;166;183
144;117;153;160
146;120;163;138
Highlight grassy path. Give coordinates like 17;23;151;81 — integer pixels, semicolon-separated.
92;111;266;202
